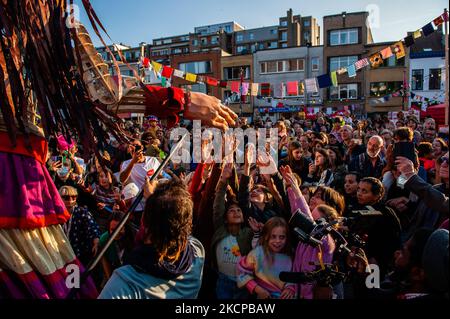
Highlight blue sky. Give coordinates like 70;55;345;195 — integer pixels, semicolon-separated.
75;0;448;47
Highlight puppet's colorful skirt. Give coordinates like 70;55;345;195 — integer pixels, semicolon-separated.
0;142;98;299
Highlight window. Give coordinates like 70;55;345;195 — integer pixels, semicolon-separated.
329;56;358;72
260;63;266;73
250;33;255;40
183;47;189;53
304;31;310;43
281;31;287;41
280;20;288;27
155;40;162;45
259;43;265;50
329;29;358;46
311;57;320;71
180;36;190;41
181;83;207;94
411;69;424;90
201;38;208;45
266;61;277;73
163;39;172;44
282;43;288;48
224;66;251;80
270;29;277;35
268;41;278;49
211;36;219;45
382;55;404;67
179;61;212;74
330;84;358;100
192;39;198;46
237;46;245;53
236;34;244;42
251;44;256;53
225;26;232;33
304;20;310;27
260;59;304;73
154;49;169;56
429;68;442;90
370;82;403;97
172;48;182;54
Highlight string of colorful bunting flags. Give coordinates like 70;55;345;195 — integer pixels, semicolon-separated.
135;11;447;99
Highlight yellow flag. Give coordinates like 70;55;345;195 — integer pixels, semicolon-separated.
413;30;422;39
391;41;406;59
331;71;338;87
185;73;197;83
151;61;162;73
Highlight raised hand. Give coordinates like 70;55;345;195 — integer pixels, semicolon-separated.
248;217;264;233
395;156;416;179
280;165;298;189
257;152;277;176
220;162;234;182
222;132;236;164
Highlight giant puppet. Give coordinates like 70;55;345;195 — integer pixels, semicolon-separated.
0;0;236;298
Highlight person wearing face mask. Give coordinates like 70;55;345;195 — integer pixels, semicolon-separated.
349;135;386;179
59;186;101;267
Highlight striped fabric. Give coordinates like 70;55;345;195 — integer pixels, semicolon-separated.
355;58;369;70
0;225;98;299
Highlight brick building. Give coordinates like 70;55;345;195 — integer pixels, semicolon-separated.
323;11;373;114
170;50;226;99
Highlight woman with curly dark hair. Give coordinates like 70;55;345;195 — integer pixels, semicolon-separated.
99;180;205;299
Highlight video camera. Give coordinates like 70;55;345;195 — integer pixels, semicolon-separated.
283;209;368;288
288;209;352;254
344;206;383;235
280;264;346;287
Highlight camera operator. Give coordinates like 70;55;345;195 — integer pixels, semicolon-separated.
352;178;402;279
347;228;448;299
281;166;342;299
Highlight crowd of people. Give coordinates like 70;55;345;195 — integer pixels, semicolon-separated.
44;110;449;300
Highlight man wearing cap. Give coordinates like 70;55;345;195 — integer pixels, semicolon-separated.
146;116;159;139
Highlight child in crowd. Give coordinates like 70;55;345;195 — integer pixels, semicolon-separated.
237;217;296;299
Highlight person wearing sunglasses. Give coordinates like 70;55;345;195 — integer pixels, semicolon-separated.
59;186;101;267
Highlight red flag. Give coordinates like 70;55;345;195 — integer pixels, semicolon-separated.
219;80;228;88
260;83;271;96
433;15;444;27
161;66;174;78
231;81;240;94
443;11;449;22
206;76;218;86
143;57;150;68
286;81;299;95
